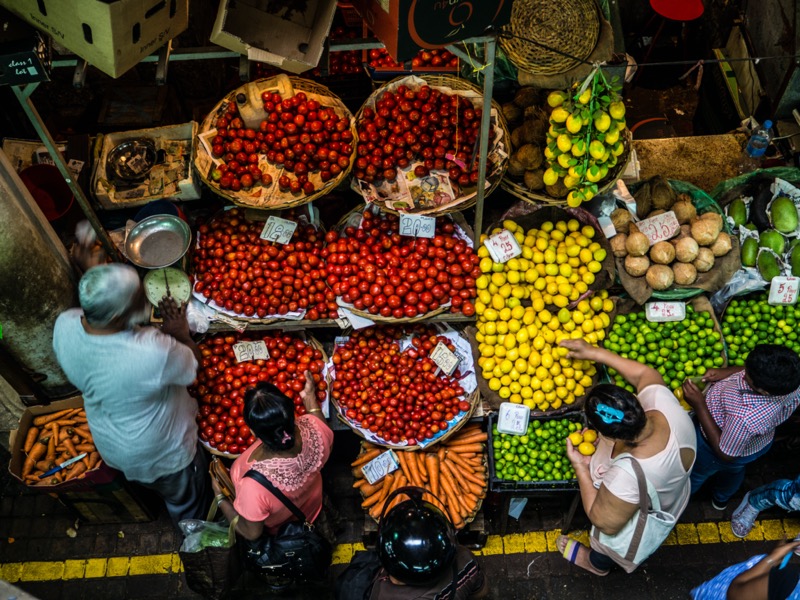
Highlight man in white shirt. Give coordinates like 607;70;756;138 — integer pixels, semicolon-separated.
53;264;210;524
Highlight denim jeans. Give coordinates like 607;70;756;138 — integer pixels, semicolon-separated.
689;422;772;504
589;548;615;571
749;474;800;512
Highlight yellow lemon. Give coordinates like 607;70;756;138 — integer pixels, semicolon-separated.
605;128;620;145
583;430;598;443
568;432;584;446
548;90;568;107
566;113;583;134
551;107;569;123
556;134;572;153
578;442;596;456
479;257;494;273
571;139;586;157
609;101;626;120
566;191;584;207
594;111;611;132
587;260;602;273
488;378;501;391
577;88;592;105
589;140;606;160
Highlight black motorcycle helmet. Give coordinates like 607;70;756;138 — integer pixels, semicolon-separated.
376;486;457;586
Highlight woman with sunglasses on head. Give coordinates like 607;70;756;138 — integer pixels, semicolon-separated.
555;339;696;576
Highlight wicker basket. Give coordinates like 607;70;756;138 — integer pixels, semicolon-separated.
332;203;476;323
353;75;510;216
500;0;600;75
194;76;357;210
501;130;632;207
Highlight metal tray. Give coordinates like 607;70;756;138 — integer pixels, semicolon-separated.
106;138;157;182
125;215;191;269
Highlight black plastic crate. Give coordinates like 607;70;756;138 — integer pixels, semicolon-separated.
487;412;583;493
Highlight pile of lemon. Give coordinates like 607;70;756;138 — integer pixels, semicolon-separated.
542;72;628;208
475;219;614;412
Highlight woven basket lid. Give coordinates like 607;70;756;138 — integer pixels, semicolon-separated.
500;0;600;75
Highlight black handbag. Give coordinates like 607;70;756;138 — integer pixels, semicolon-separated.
240;469;333;581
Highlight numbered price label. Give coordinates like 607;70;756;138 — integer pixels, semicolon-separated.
259;216;298;245
484;230;522;264
232;341;270;363
645;301;686;322
497;402;530;436
636;211;680;246
430;342;460;376
399;213;435;238
769;276;799;306
361;450;400;485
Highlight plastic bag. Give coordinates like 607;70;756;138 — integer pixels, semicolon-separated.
179;518;234;553
186;298;216;334
711;167;800;204
710;268;765;314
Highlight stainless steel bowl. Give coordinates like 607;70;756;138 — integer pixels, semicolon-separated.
107;138;157;182
125;215;191;269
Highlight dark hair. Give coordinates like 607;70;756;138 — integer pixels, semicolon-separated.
584;384;647;444
243;383;296;451
745;344;800;396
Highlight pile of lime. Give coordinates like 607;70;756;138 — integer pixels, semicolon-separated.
722;294;800;365
492;418;587;482
604;304;725;396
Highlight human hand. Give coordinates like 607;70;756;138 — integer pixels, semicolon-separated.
702;369;729;384
159;297;190;340
299;371;318;410
559;339;597;361
765;539;800;566
681;379;705;408
566;438;592;470
210;476;223;496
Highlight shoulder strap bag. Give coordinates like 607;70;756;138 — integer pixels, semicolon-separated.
589;456;677;573
240;469;332;582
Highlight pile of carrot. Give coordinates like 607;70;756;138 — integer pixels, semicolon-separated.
351;424;488;529
20;407;103;486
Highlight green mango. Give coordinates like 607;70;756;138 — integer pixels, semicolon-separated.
758;252;781;282
770;196;799;233
728;198;747;227
792;245;800;277
741;237;759;267
759;229;786;255
744;223;757;231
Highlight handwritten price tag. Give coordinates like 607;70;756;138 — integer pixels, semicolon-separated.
430;342;460;376
636;211;680;246
484;230;522;264
361;450;400;485
769;276;799;305
233;341;270;363
645;301;686;322
399;213;435;238
259;216;297;245
497;402;530;436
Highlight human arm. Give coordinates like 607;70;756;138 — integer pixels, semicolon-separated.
211;477;265;541
703;366;744;384
566;439;638;535
300;371;327;426
559;339;664;393
681;379;735;462
727;540;800;600
158;297;201;363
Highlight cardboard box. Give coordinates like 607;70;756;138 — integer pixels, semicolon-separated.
8;397;118;493
211;0;337;74
352;0;513;62
0;0;189;78
91;121;200;209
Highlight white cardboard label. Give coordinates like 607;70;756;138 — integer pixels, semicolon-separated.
645;301;686;322
259;216;298;245
769;276;800;305
233;341;270;363
636;211;681;246
361;450;400;485
484;230;522;264
399;213;436;238
597;216;616;239
497;402;530;436
430;342;460;376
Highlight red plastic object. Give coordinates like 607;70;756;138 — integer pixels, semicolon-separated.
650;0;704;21
18;164;75;222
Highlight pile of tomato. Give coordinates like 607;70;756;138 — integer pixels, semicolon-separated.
192;333;327;455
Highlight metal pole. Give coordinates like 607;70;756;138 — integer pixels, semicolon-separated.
11;84;121;261
472;37;496;245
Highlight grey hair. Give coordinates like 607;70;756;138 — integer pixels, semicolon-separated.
78;264;141;327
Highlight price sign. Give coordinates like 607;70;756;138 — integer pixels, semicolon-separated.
769;276;799;305
636;211;680;246
645;301;686;322
399;213;435;238
497;402;530;436
361;450;400;485
484;230;522;263
259;216;298;245
430;342;460;376
233;341;270;363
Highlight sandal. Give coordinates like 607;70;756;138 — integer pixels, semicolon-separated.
556;535;610;576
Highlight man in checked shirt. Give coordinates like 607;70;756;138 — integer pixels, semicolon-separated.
681;344;800;511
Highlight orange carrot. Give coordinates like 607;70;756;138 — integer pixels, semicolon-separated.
75;444;95;453
445;432;487;445
23;440;48;477
442;458;469;492
444;443;484;454
355;479;383;497
87;452;101;470
34;460;54;472
457;466;487;489
45;435;56;461
69;427;94;443
32;409;72;426
426;453;440;498
62;437;78;459
23;427;40;453
53;419;76;427
351;449;381;467
416;453;428;480
64;462;87;480
361;489;384;508
445;450;475;472
49;423;60;449
405;451;422;487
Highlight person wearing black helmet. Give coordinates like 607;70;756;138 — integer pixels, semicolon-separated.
369;487;488;600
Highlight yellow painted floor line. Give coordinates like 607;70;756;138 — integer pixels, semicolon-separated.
2;518;798;583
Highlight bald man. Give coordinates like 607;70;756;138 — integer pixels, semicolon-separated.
53;264;210;524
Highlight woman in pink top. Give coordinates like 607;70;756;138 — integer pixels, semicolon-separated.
212;371;334;541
